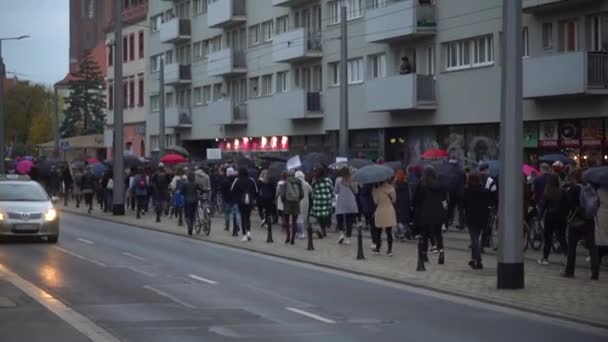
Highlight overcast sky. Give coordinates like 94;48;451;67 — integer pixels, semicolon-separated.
0;0;69;87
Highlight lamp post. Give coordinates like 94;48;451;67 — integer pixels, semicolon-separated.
0;35;30;174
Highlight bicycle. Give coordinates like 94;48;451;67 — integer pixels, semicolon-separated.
489;208;529;252
194;191;212;236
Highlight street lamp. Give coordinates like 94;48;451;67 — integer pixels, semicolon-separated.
0;35;31;174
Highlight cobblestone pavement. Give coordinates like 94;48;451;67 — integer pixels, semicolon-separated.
58;203;608;328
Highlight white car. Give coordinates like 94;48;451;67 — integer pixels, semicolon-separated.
0;175;60;243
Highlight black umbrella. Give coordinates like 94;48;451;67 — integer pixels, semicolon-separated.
259;155;288;163
166;145;190;157
349;158;374;169
268;162;286;182
104;155;144;169
353;164;395;184
584;166;608;188
384;161;404;171
302;152;332;166
421;160;464;191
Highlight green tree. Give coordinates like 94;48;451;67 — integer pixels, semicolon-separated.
61;50;106;138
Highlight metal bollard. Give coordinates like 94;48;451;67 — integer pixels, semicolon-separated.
356;226;365;260
416;237;426;271
266;223;273;243
307;224;314;251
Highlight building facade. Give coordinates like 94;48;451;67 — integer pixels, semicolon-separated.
105;0;150;158
144;0;608;165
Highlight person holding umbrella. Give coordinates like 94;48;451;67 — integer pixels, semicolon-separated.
80;166;96;214
372;178;397;256
463;172;490;270
334;167;358;245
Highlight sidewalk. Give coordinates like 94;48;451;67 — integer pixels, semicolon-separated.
59;204;608;328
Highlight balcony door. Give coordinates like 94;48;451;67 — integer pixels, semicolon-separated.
294;64;322;92
560;20;578;52
227;78;247;104
294;4;321;33
226;26;246;51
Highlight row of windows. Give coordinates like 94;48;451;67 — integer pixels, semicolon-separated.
107;76;145;110
108;31;145;66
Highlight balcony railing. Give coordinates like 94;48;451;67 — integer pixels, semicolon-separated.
365;0;436;43
159;18;191;44
416;74;436;102
417;4;436;28
233;103;247;121
233;50;246;68
588;52;608;89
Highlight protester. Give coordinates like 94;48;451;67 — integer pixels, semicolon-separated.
538;173;568;265
413;166;447;264
73;167;84;208
276;172;287;228
257;169;276;241
393;169;411;241
231;168;258;242
181;172;200;236
295;171;313;240
479;163;498;252
132;168;149;219
359;183;376;249
170;168;187;226
280;170;304;244
102;170;114;213
372;178;396;256
151;163;171;223
533;163;552;208
310;165;333;239
596;184;608;269
221;167;241;234
194;166;211;193
80;166;95;214
334;167;358;245
463;172;489;270
62;166;73;206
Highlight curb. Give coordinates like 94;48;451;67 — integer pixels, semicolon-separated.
60;208;607;330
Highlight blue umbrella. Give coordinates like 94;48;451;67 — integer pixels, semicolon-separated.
539;153;576;165
91;163;108;178
583;166;608;188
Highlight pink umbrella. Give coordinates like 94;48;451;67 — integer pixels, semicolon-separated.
16;159;33;175
86;157;100;164
522;164;538;177
422;148;448;159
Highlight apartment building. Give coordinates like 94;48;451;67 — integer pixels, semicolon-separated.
105;0;149;158
145;0;608;166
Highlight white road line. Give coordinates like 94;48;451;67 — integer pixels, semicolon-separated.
143;285;196;309
77;238;95;245
188;274;217;285
0;264;120;342
55;247;107;268
122;252;145;261
286;307;336;324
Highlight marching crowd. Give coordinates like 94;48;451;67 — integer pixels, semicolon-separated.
31;158;607;281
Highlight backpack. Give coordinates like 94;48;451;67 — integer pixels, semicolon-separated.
284;178;302;203
578;184;600;220
137;176;147;189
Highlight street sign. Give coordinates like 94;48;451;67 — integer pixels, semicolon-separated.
60;141;70;151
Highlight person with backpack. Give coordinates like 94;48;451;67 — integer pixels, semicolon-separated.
231;168;259;242
257;169;276;242
538;173;568;265
180;172;201;236
310;165;334;239
463;172;490;270
563;168;600;280
132;168;149;219
151;163;171;223
334;167;358;245
170;168;187;226
280;170;304;245
80;166;96;214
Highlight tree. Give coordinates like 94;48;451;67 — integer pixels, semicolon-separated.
61;50;106;138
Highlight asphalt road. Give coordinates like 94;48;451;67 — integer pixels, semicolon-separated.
0;212;606;342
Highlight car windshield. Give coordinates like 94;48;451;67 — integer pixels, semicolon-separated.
0;183;49;202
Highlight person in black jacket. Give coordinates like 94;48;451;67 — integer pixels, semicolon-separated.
463;172;490;270
221;168;241;234
538;173;568;265
412;166;448;265
151;163;172;223
257;169;276;242
180;172;201;236
80;167;96;214
393;169;411;241
231;168;259;242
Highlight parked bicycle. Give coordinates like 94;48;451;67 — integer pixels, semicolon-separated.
194;191;212;236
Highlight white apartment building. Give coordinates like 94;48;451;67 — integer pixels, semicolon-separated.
145;0;608;166
105;0;149;158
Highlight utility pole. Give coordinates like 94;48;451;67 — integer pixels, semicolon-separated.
159;57;166;158
497;0;524;289
112;0;125;215
0;41;5;174
54;86;60;158
338;5;348;158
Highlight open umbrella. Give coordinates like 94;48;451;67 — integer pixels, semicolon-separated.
104;155;144;169
385;161;404;171
539;153;576;165
91;163;108;177
267;162;286;182
349;158;373;169
160;153;188;165
353;164;395;184
16;159;33;175
422;148;448;160
422;160;465;191
584;166;608;188
302;152;332;166
523;164;539;177
166;145;190;157
86;157;100;165
328;161;350;171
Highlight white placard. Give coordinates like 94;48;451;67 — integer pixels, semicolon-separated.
336;157;348;163
206;148;222;160
287;155;301;170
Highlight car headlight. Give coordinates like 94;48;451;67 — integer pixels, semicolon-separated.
0;212;4;221
45;209;57;222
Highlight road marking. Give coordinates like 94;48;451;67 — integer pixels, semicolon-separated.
55;247;107;267
188;274;217;285
143;285;196;309
286;307;336;324
122;252;145;261
0;264;120;342
77;238;94;245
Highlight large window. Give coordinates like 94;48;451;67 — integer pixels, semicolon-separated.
262;74;273;96
194;87;203;105
138;78;144;107
445;35;494;71
276;15;289;34
561;20;578;52
150;54;162;72
151;15;162;32
108;84;113;110
249;24;260;46
210;35;222;52
249;77;259;98
472;36;493;66
129;79;135;108
193;0;207;15
328;0;362;24
123;36;128;62
347;58;364;84
262;20;274;42
150;95;159;112
329;62;340;86
523;27;529;57
542;22;553;49
129;34;135;61
276;71;288;93
139;31;144;59
203;85;211;105
368;54;386;80
591;15;602;51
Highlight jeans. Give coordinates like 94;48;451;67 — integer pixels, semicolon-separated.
239;204;253;235
184;201;197;235
468;224;483;264
224;203;241;231
336;214;354;238
565;222;599;278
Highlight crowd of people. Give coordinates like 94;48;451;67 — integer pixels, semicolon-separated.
22;156;607;281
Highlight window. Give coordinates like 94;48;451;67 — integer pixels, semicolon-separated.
213;83;223;101
262;20;274;42
561;20;578;52
249;77;259;98
194;87;203;105
176;0;190;19
445;35;493;71
193;0;207;15
150;54;161;72
249;24;260;46
427;46;435;74
210;35;222;52
193;41;203;60
138;78;144;107
165;50;173;64
83;0;94;19
542;22;553;49
108;44;113;66
369;0;387;9
262;74;273;96
123;36;128;62
138;31;144;59
591;15;602;51
176;44;191;64
368;54;386;79
108;84;113;110
276;71;288;93
150;95;160;112
523;27;529;57
328;0;362;24
166;92;174;107
203;85;211;105
151;15;162;32
276;15;289;34
123;82;128;106
329;62;340;86
129;34;135;61
129;79;135;108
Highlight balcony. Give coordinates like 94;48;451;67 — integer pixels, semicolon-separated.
273;89;323;119
272;0;316;6
159;18;191;44
208;99;248;125
164;63;192;86
272;28;322;63
523;0;597;13
165;107;192;128
207;48;247;77
523;51;608;98
365;0;436;44
208;0;246;29
366;74;436;112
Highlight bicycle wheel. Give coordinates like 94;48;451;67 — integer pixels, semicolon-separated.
490;214;499;250
194;207;204;234
522;221;530;252
203;208;211;236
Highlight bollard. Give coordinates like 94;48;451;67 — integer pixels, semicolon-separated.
416;237;426;271
356;226;365;260
307;224;314;251
266;223;273;243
